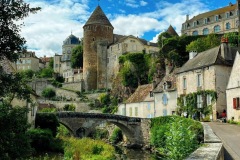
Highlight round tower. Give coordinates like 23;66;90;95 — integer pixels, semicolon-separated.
83;5;114;91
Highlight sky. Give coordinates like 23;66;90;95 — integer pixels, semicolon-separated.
20;0;235;57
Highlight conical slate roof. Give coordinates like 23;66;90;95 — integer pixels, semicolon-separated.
84;6;113;27
166;25;178;36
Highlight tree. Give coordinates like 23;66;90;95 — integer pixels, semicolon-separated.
71;45;83;68
39;67;54;78
0;0;40;62
49;57;54;69
0;103;32;159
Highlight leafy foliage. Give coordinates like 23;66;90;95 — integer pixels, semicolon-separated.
98;93;118;114
28;128;63;153
0;0;40;62
186;34;220;53
71;45;83;68
150;116;203;159
223;32;239;47
177;90;217;119
35;113;60;137
0;68;32;103
63;104;76;111
48;57;54;69
110;127;123;144
38;67;54;78
89;128;109;140
63;137;115;160
119;52;149;88
42;87;56;99
0;103;32;159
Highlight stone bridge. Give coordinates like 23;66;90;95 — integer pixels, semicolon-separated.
55;112;151;147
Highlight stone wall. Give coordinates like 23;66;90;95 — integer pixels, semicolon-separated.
187;123;224;160
62;82;82;92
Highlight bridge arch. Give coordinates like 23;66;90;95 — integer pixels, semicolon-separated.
55;112;150;147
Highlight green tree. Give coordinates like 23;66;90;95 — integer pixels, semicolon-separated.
0;103;32;159
42;87;56;99
49;57;54;69
71;45;83;68
39;67;54;78
224;32;239;47
19;69;35;79
0;0;40;62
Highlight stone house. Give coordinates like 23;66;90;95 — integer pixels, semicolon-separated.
153;68;178;117
117;84;155;118
182;2;239;36
176;40;237;120
226;51;240;121
16;51;40;72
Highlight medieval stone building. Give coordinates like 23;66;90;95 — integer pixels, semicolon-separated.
83;5;159;91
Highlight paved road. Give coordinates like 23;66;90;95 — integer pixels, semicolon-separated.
207;122;240;160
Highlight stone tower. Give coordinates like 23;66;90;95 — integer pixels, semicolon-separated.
83;5;114;91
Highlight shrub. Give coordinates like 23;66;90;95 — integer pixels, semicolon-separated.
41;87;56;99
110;127;123;144
35;113;59;137
150;116;203;159
63;104;76;111
90;128;109;140
28;128;63;153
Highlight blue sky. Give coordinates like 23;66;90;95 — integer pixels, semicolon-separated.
21;0;235;57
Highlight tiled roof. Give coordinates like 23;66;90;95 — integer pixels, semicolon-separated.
188;3;236;22
126;84;152;103
40;57;52;63
177;45;237;74
84;5;113;27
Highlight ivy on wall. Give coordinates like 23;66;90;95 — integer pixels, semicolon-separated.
177;90;217;118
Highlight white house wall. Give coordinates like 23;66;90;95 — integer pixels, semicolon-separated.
154;91;178;117
117;101;155;118
226;52;240;121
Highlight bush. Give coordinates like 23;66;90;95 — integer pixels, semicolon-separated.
35;113;59;137
110;127;123;144
28;128;63;153
150;116;203;159
90;128;109;140
63;104;76;111
42;87;56;99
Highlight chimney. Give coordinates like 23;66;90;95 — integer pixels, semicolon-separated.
221;37;233;61
189;51;197;60
186;15;189;21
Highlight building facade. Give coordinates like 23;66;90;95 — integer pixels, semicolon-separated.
226;51;240;121
181;2;239;36
16;51;40;72
176;41;237;120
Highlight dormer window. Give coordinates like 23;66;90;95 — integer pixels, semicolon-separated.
193;21;197;27
226;12;230;18
215;15;220;21
163;81;172;90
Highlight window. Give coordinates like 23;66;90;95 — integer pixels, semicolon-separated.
162;94;168;106
193;21;197;27
55;64;58;68
214;25;221;33
204;18;208;24
147;103;151;110
233;97;240;109
192;30;198;36
163;109;167;116
118;44;120;49
135;107;138;116
183;77;187;89
207;94;212;106
203;28;209;35
197;74;201;87
215;15;219;21
197;95;203;108
226;22;231;30
226;12;230;18
236;20;239;27
129;108;132;116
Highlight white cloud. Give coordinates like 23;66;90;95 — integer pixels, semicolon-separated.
140;1;147;6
